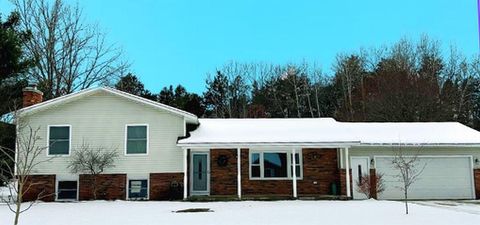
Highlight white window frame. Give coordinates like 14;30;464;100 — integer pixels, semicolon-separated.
249;150;303;180
47;125;72;156
250;152;261;178
291;151;303;179
124;124;149;156
55;178;79;201
126;176;150;200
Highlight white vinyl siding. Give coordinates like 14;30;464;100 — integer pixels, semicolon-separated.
21;91;186;175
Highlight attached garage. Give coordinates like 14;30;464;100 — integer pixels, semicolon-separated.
374;156;475;200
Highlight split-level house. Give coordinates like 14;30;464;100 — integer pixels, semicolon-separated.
12;86;480;201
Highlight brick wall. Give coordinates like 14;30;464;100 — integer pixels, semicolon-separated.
210;149;238;195
79;174;126;200
339;169;352;197
23;175;55;202
369;168;377;199
475;169;480;199
297;148;339;196
150;173;184;200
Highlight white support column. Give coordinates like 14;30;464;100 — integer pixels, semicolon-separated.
183;148;188;200
345;147;351;198
237;148;242;199
292;148;297;198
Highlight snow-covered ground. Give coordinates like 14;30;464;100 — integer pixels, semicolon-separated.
0;184;16;203
1;200;479;225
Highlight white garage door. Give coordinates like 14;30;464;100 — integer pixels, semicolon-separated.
375;156;474;200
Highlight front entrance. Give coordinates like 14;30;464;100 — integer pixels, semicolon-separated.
190;152;210;195
350;157;370;199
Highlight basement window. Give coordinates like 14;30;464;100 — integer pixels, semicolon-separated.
57;181;78;201
128;179;148;199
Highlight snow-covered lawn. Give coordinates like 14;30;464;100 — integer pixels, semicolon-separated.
1;200;480;225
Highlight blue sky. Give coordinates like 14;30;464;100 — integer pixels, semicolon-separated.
1;0;478;94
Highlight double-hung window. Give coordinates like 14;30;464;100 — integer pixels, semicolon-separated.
48;125;71;155
249;151;302;179
126;125;148;155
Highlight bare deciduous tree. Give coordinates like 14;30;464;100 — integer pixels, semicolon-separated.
0;110;53;225
68;141;118;200
391;147;427;214
13;0;129;99
355;172;385;199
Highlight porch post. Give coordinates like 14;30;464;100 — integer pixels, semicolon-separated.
345;147;351;198
292;148;297;198
237;147;241;199
183;148;188;200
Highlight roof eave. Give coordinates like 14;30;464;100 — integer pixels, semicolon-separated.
359;143;480;147
177;141;360;148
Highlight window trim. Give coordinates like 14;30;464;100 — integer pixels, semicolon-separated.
55;178;79;201
292;151;303;179
126;177;150;200
249;150;303;180
124;124;149;156
250;152;261;178
47;125;72;157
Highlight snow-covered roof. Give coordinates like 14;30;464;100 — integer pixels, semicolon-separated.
177;118;480;147
344;122;480;146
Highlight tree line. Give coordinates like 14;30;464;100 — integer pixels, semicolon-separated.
114;37;480;131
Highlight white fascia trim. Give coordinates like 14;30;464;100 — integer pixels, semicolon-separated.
178;141;480;148
359;143;480;147
177;142;359;148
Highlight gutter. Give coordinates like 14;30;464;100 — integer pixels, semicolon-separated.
177;141;360;148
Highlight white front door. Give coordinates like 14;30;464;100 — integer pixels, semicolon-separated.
350;157;370;199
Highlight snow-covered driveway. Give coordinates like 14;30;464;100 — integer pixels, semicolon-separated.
413;200;480;215
1;200;480;225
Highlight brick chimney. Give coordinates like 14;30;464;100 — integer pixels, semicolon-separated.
22;84;43;107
